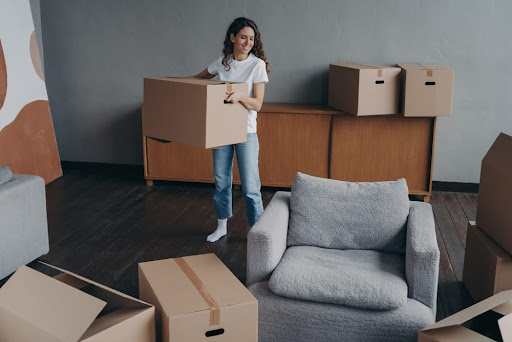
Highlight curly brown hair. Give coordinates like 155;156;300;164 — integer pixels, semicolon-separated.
221;17;270;74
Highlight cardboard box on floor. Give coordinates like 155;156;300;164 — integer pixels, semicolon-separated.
463;221;512;302
397;63;454;117
139;253;257;342
0;263;155;342
143;78;248;149
328;62;401;116
476;133;512;255
418;290;512;341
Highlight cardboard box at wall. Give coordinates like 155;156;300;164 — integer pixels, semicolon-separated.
0;263;155;342
328;62;401;116
418;290;512;341
463;221;512;302
397;63;454;117
139;253;258;342
143;78;248;149
476;133;512;256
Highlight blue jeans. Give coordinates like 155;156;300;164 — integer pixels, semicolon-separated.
212;133;263;227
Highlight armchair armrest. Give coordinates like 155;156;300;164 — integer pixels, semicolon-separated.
405;201;440;312
246;191;290;286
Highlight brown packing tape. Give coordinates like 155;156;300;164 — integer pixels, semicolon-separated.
417;63;434;77
174;257;221;326
344;62;384;78
226;82;232;93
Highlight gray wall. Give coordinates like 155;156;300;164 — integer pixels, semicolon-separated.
33;0;511;183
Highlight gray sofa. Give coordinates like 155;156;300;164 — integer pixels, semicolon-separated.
246;173;440;342
0;172;49;280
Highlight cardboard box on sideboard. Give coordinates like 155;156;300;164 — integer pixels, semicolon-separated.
476;133;512;255
418;290;512;341
143;78;248;149
463;221;512;302
138;253;258;342
0;263;155;342
328;62;401;116
397;63;454;117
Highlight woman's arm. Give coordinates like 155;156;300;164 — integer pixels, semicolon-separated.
225;82;265;112
194;68;216;79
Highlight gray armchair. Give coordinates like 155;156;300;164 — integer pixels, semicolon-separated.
247;173;439;342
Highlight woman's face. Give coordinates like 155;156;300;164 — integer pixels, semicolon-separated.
231;26;255;55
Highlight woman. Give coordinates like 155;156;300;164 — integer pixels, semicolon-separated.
194;17;270;242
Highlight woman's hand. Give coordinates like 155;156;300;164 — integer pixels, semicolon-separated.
225;82;265;111
225;91;243;104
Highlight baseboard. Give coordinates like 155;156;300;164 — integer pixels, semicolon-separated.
61;161;144;178
61;161;480;193
432;181;479;193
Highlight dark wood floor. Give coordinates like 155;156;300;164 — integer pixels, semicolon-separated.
17;165;476;322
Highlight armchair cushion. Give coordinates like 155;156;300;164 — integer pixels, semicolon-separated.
288;173;410;253
268;246;408;310
250;281;434;342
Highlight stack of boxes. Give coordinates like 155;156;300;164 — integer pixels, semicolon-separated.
418;132;512;341
328;62;454;117
463;133;512;302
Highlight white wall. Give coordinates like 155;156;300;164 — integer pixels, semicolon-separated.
0;0;48;131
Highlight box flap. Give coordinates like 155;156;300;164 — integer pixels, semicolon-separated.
423;290;512;332
397;63;451;70
419;325;495;341
0;266;106;342
476;133;512;255
40;262;152;308
498;312;512;341
482;133;512;174
0;306;65;342
79;306;152;340
139;253;256;318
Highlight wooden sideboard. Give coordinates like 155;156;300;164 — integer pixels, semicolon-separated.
143;103;435;202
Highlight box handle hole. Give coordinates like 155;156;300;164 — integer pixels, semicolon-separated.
205;328;225;337
375;80;384;84
425;81;436;86
223;100;231;104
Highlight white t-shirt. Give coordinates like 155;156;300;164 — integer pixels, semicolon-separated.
207;53;269;133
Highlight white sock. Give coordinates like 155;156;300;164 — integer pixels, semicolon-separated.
207;218;227;242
